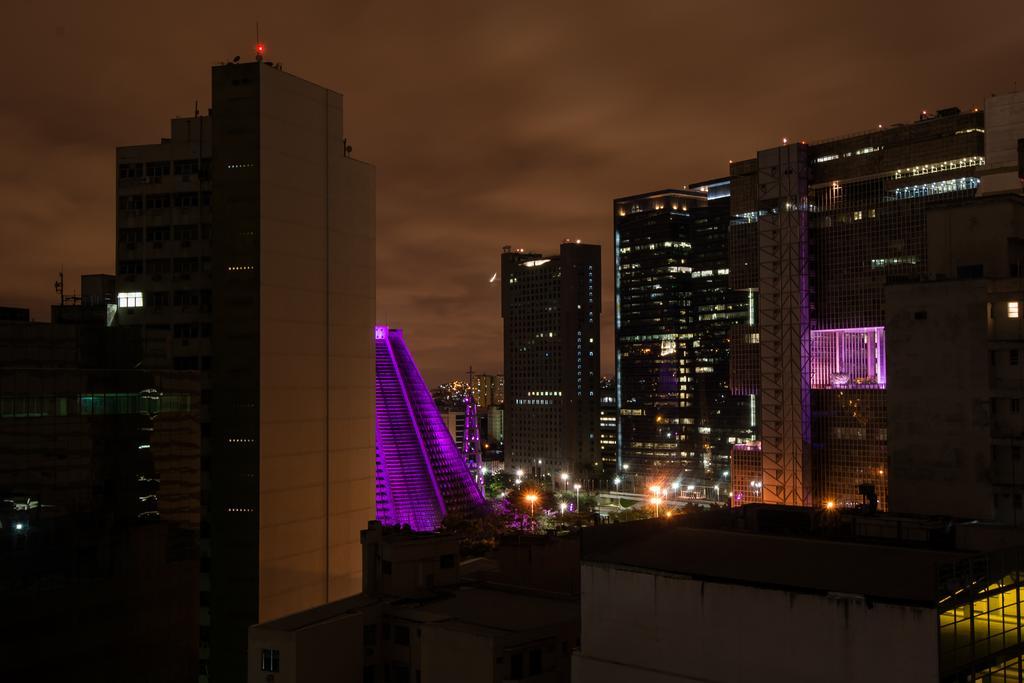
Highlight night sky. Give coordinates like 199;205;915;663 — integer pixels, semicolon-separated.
3;1;1023;384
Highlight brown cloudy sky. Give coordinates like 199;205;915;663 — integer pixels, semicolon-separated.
2;1;1023;384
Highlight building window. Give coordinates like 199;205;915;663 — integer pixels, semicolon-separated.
529;649;542;676
117;292;143;308
260;649;280;673
510;652;523;679
1011;302;1020;319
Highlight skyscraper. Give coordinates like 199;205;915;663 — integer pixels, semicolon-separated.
727;97;1024;510
501;242;600;477
614;184;752;484
115;58;375;681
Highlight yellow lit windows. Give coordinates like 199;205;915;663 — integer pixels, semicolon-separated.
1010;302;1020;319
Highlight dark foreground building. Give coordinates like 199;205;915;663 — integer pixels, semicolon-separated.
501;242;600;477
115;57;376;680
614;182;752;484
0;310;200;682
887;193;1024;526
248;522;580;683
575;506;1024;682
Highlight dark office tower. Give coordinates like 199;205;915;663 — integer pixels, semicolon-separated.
614;184;752;483
726;102;1022;510
501;242;600;477
0;308;200;682
115;59;375;681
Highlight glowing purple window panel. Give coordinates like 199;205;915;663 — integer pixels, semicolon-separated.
809;326;886;389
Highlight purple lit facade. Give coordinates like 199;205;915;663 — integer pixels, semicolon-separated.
375;326;484;531
810;327;886;389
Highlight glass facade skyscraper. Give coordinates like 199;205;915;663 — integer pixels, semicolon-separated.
727;107;991;509
614;184;752;485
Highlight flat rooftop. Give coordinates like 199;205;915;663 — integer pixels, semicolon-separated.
584;522;967;605
254;583;577;636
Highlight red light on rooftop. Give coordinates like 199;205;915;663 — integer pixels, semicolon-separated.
256;43;266;55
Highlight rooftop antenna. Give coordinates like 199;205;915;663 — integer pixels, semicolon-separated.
54;267;63;306
255;22;265;62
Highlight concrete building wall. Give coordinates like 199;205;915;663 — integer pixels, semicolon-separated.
573;563;938;683
887;279;993;520
420;628;496;683
981;92;1024;195
926;197;1024;279
258;65;375;622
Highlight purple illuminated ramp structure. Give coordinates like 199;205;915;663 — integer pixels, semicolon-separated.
374;325;484;531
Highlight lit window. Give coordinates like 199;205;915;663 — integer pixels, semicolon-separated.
1010;302;1020;319
117;292;143;308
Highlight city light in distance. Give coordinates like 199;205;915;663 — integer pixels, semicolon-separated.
825;500;836;510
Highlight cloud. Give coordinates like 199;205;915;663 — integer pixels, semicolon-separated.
2;0;1023;381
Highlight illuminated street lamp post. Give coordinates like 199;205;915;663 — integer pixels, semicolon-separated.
559;501;567;515
573;483;581;509
525;493;538;515
651;496;663;518
561;472;569;491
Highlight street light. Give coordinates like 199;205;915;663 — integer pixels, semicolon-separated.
650;496;663;517
559;501;567;515
573;482;581;508
525;493;538;515
561;472;569;490
613;477;621;489
516;469;524;478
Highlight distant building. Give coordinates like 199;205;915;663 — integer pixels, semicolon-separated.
614;184;751;484
598;378;617;470
887;193;1024;524
248;522;579;683
0;305;200;682
574;506;1024;682
487;404;504;442
727;96;1024;510
440;410;466;451
375;326;483;531
115;59;375;680
502;243;600;476
471;373;502;409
